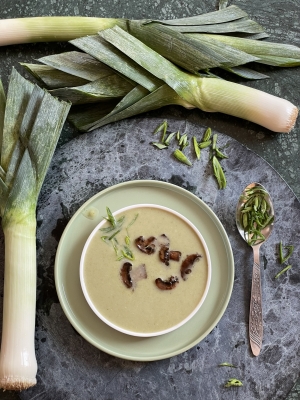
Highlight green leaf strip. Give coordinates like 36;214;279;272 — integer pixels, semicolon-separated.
148;5;248;26
38;51;115;82
0;79;5;158
21;63;90;89
49;74;134;105
70;35;162;91
1;68;34;173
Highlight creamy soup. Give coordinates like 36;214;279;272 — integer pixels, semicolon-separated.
82;205;209;334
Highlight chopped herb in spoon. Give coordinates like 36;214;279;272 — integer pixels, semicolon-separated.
240;186;274;245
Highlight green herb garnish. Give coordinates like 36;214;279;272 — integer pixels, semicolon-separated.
212;156;226;189
225;378;243;388
275;265;292;279
125;213;139;245
193;136;201;159
279;241;294;264
164;132;176;146
210;134;228;189
173;149;192;166
152;142;167;149
203;127;212;142
198;140;211;149
219;362;237;368
153;120;167;137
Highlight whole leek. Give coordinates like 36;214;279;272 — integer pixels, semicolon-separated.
71;26;298;133
0;69;70;390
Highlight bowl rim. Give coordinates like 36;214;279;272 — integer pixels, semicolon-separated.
79;203;212;337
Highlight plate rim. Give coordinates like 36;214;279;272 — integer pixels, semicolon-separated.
54;179;235;361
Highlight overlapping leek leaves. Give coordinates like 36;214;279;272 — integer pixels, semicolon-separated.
19;5;300;133
0;68;70;390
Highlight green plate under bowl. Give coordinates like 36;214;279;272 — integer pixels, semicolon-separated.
54;180;234;361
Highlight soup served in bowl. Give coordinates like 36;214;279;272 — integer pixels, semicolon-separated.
80;204;211;337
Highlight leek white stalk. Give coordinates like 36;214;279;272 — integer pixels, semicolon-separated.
0;215;37;390
191;77;298;133
0;69;70;390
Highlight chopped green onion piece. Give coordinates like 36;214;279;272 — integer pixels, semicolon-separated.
275;264;292;279
105;206;116;227
219;362;237;368
108;229;121;240
212;133;217;150
152;142;168;149
215;147;228;159
173;149;192;166
225;378;243;388
193;136;201;159
122;246;135;260
279;241;294;264
164;131;176;145
212;155;226;189
198;140;211;149
203;127;212;141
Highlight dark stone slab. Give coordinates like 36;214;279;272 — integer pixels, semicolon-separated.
7;116;298;400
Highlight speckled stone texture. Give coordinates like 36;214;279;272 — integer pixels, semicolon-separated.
0;0;300;399
1;117;298;400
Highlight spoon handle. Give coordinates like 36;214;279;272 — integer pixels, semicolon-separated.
249;245;263;356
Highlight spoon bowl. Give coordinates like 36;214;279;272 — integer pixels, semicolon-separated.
236;182;275;356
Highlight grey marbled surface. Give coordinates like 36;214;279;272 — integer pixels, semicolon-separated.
0;116;297;400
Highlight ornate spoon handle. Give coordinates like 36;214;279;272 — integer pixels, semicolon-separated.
249;244;263;356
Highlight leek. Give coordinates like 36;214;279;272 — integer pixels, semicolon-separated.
95;26;298;133
0;68;70;390
2;5;299;132
0;6;264;46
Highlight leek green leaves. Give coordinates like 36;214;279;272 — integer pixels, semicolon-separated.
19;5;300;133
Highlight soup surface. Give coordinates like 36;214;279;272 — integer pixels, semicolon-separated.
82;206;209;334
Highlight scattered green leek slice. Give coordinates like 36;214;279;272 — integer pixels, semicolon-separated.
225;378;243;388
212;156;227;189
173;149;192;166
274;265;292;279
152;142;167;149
193;136;201;159
203;127;212;142
164;132;176;146
198;140;211;149
0;68;70;391
279;241;294;264
219;362;237;368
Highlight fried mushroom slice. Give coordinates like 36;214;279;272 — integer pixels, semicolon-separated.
181;253;202;281
120;262;133;288
159;245;170;266
170;251;182;262
135;236;156;254
155;276;179;290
